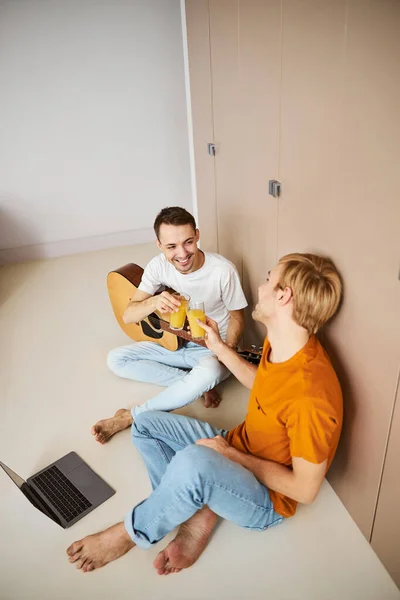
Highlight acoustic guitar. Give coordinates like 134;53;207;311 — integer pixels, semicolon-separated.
107;263;262;364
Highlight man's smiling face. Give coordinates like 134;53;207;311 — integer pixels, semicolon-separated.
157;223;201;274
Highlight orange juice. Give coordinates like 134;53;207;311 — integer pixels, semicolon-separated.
187;308;206;339
169;295;188;330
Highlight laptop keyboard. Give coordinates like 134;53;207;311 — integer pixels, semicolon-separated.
32;465;92;523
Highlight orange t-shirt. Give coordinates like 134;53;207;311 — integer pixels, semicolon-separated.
226;335;343;518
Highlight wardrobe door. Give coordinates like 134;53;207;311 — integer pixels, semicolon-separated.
208;0;281;345
277;0;400;539
371;371;400;588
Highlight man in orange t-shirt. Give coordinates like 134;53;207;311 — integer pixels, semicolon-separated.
67;253;343;576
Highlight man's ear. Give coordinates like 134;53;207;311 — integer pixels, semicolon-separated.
278;286;293;306
195;228;200;243
156;238;162;250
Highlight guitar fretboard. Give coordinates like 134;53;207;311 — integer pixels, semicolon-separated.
147;313;206;348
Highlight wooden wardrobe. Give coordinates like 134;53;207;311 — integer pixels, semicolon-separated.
185;0;400;586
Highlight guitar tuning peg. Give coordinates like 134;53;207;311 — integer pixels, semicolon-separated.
258;346;263;352
250;345;257;350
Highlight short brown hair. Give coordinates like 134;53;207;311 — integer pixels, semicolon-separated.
154;207;197;240
276;253;342;334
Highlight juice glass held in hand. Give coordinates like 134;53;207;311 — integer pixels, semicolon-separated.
187;300;206;340
169;293;190;330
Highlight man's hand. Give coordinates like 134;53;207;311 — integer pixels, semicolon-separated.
198;315;257;390
196;435;230;456
199;317;225;356
154;291;181;314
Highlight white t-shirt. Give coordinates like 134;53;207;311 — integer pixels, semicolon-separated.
138;252;248;341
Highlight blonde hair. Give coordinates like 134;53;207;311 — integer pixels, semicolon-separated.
276;253;342;334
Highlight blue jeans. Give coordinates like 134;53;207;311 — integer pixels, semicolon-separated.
107;341;230;418
124;411;283;549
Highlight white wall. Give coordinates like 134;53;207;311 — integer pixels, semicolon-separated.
0;0;192;261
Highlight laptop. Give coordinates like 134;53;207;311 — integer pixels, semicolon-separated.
0;451;115;529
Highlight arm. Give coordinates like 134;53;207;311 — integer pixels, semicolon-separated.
223;448;327;504
197;436;327;505
123;289;181;324
201;317;257;390
225;308;245;349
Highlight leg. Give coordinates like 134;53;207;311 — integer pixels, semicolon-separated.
66;445;282;574
125;444;283;550
110;341;230;414
92;348;230;443
68;414;226;573
92;343;214;443
182;342;230;409
132;411;226;573
131;348;230;418
107;341;191;386
131;411;226;488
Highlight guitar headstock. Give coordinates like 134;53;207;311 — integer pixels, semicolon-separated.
237;345;263;365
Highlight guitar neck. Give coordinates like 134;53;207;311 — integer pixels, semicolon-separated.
147;313;207;348
147;313;262;363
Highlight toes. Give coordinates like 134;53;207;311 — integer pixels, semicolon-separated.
153;549;167;572
75;557;88;570
92;422;109;443
82;560;93;573
69;553;81;563
154;552;181;575
94;431;106;444
156;564;168;575
67;541;83;556
85;563;95;572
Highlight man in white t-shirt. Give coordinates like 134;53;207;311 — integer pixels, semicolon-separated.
92;207;247;443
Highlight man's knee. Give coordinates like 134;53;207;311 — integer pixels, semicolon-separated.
132;411;157;437
196;357;229;388
171;444;220;479
107;348;121;373
131;410;172;445
107;347;133;375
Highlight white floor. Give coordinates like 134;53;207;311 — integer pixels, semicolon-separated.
0;243;398;600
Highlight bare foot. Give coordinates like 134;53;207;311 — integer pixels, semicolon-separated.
203;388;221;409
66;522;135;572
153;507;218;575
91;409;133;444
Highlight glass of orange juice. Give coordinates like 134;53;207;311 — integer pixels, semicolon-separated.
169;293;190;330
187;300;206;340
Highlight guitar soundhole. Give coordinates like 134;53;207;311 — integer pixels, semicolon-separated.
148;313;161;330
140;314;164;340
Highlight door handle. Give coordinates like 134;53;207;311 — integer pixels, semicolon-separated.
207;143;216;156
269;180;281;198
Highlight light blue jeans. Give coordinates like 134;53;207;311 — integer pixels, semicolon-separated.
124;411;284;549
107;341;230;418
